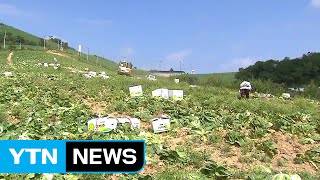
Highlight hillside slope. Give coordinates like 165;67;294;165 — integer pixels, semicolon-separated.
0;23;134;73
0;23;41;44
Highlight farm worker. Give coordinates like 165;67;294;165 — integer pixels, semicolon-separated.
239;80;253;98
53;57;58;65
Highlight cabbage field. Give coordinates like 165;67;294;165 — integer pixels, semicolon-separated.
0;50;319;180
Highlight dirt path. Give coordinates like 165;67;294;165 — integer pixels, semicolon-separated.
82;98;109;114
7;51;13;66
64;66;82;72
46;50;69;58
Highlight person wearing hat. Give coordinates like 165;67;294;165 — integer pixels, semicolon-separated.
239;80;253;99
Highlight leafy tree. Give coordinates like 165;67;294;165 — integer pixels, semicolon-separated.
235;52;320;87
8;45;16;50
38;38;44;46
14;36;25;44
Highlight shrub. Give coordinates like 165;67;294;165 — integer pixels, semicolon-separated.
201;75;235;89
8;45;16;51
303;80;320;100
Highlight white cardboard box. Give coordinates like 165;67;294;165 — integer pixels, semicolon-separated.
282;93;291;99
152;89;162;98
169;90;184;100
88;71;96;77
117;118;141;128
129;85;143;97
152;89;169;99
87;116;118;132
151;117;171;133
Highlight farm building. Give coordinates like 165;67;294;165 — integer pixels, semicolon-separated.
148;70;186;77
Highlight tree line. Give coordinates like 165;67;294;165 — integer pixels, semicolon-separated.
235;52;320;87
0;32;69;50
0;31;38;46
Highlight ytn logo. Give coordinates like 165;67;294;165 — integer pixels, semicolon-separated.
9;148;57;164
0;140;145;174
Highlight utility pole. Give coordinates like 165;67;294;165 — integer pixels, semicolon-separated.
78;45;81;56
60;40;63;51
58;39;60;50
3;30;6;49
43;36;46;50
96;55;99;65
86;47;89;62
179;60;182;71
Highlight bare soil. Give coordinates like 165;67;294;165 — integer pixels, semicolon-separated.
137;128;318;176
82;98;108;114
193;131;319;175
46;50;70;58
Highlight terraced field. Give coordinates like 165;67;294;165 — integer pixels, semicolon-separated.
0;50;319;179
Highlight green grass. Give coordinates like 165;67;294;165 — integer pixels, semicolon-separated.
166;72;237;88
0;23;59;49
186;72;236;82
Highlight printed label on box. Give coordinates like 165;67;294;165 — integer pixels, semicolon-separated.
152;89;169;99
129;86;143;97
88;117;118;132
169;90;184;100
151;118;171;133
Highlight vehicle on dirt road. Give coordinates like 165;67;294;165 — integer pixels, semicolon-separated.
117;60;133;76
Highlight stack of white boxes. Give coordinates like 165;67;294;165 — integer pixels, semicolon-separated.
152;88;183;100
87;116;118;132
152;88;169;99
88;116;141;132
